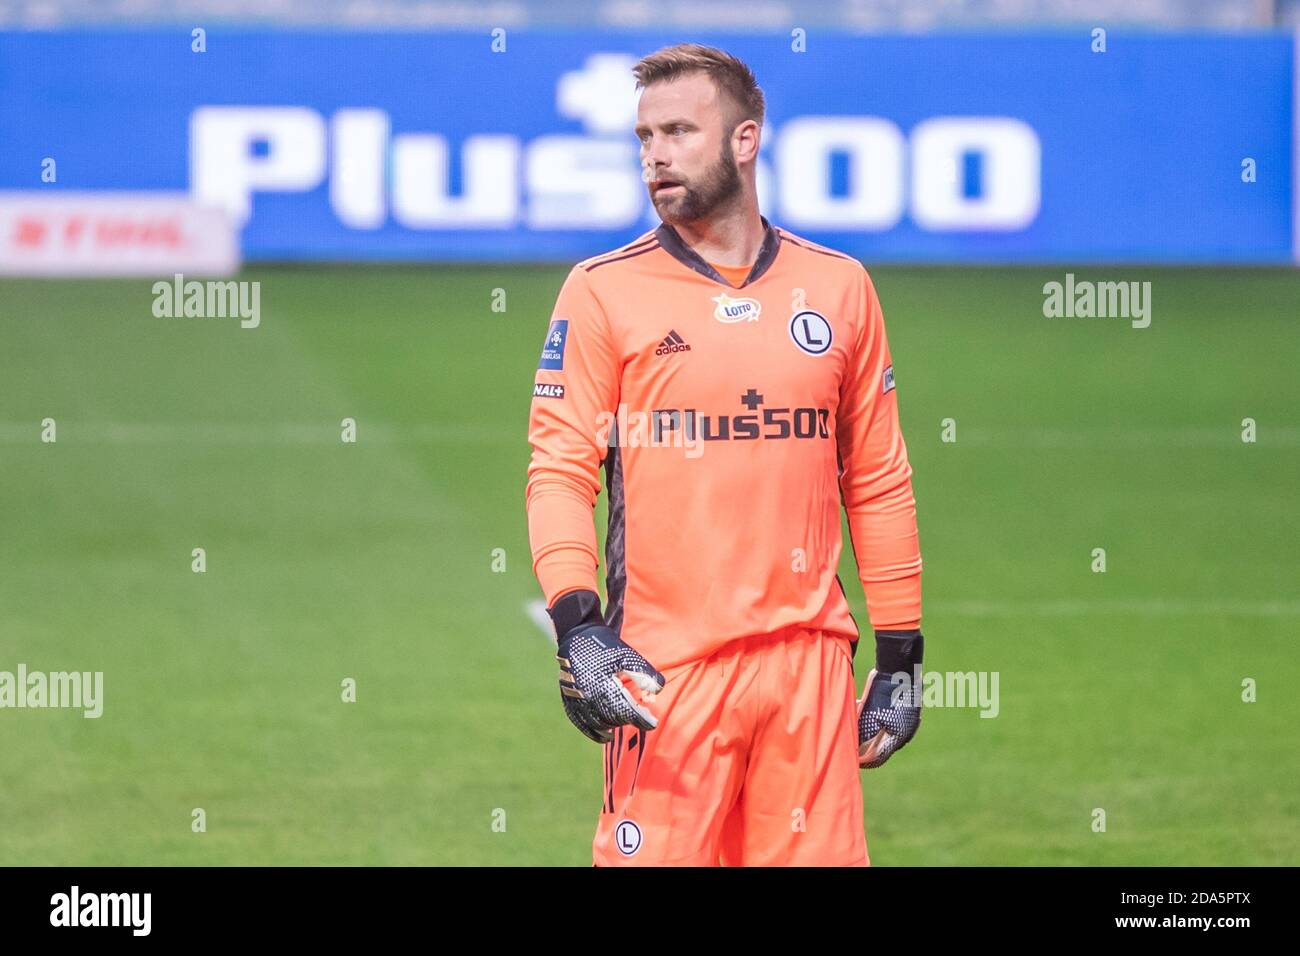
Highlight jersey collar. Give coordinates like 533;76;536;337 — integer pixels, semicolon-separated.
653;215;782;288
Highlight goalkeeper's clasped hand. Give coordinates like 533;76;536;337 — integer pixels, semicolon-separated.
548;590;665;744
857;629;924;769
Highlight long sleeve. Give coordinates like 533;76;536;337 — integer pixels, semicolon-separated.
835;266;923;629
525;266;621;606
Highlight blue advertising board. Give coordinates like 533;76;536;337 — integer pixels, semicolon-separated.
0;30;1293;263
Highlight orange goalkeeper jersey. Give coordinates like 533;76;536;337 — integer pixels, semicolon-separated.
526;217;922;670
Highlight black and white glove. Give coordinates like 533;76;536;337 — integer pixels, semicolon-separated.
548;590;665;744
857;629;924;769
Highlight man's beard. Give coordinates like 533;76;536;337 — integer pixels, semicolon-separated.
652;140;743;225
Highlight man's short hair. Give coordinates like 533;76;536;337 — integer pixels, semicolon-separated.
632;43;766;129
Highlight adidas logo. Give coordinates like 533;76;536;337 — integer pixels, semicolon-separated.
654;330;692;356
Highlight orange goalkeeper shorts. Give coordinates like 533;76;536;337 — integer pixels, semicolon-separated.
591;624;869;866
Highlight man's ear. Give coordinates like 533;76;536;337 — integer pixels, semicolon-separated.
731;118;761;165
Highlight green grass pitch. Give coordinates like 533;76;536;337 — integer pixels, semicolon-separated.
1;264;1296;865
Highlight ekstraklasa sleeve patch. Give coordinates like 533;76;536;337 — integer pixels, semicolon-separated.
883;365;896;394
538;318;570;370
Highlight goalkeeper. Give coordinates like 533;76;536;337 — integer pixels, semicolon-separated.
526;43;924;867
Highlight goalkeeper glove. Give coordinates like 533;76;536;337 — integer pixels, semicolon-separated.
547;589;665;744
857;628;924;769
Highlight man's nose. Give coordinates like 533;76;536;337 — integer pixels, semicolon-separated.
642;145;669;179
